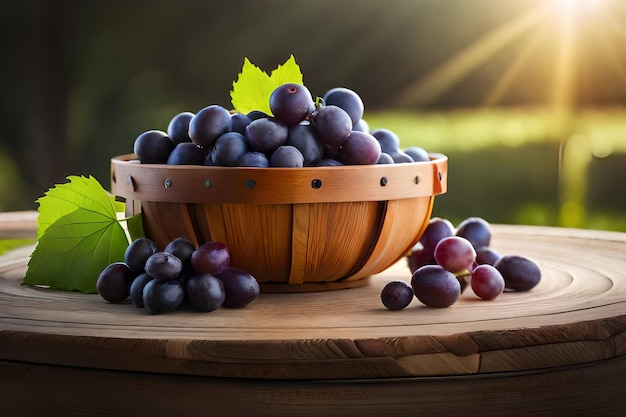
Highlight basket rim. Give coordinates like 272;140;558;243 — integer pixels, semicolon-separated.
110;153;447;204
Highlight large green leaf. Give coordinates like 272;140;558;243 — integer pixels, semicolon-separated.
230;55;303;115
23;175;130;293
23;208;128;293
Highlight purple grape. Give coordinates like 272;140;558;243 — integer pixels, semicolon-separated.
287;123;324;166
339;131;382;165
129;272;153;308
456;217;492;249
191;241;231;276
247;110;268;121
316;158;344;166
371;128;400;154
217;267;260;308
407;247;436;274
245;117;288;154
96;262;135;303
269;145;304;167
434;236;477;274
411;265;461;308
166;142;205;165
185;273;225;312
167;111;194;145
189;104;231;147
404;146;430;162
419;217;455;257
145;252;183;281
381;281;413;310
133;130;174;164
142;279;185;314
311;105;352;150
270;83;315;126
237;151;269;167
124;237;159;274
494;255;541;291
476;247;501;266
377;152;395;164
471;264;505;300
322;87;364;126
211;132;248;166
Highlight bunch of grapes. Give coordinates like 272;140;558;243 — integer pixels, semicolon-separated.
96;237;260;314
381;217;541;310
133;84;430;168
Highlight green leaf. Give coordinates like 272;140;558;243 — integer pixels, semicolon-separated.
36;175;120;240
230;55;303;115
126;212;144;241
23;175;130;293
23;208;129;293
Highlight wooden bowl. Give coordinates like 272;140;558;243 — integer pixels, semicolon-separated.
110;153;447;292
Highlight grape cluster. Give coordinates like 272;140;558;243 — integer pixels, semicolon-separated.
133;84;429;168
96;237;260;314
381;217;541;310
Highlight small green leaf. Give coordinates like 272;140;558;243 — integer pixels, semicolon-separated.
23;208;129;293
230;55;303;115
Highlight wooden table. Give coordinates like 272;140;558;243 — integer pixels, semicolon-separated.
1;211;625;416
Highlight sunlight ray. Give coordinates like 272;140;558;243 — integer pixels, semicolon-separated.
482;29;544;107
395;5;545;107
550;4;577;113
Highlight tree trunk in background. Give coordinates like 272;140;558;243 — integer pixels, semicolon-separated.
26;0;72;200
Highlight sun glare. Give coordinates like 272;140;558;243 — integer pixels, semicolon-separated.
397;0;626;110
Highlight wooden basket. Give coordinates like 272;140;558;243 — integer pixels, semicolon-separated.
110;153;447;292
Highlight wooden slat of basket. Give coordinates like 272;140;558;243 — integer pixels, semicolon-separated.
141;202;199;249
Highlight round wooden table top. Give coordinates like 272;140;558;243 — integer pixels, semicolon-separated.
1;211;625;380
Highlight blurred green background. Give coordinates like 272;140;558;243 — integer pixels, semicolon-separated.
1;0;625;231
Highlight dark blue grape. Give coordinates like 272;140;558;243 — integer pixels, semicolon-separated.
494;255;541;291
353;118;369;133
96;262;135;303
217;267;260;308
142;279;185;314
316;158;344;166
270;83;315;126
185;273;225;312
404;146;430;162
133;130;174;164
145;252;183;281
411;265;461;308
371;128;400;154
270;145;305;167
377;152;395;164
245;117;288;154
476;247;501;266
247;110;269;121
287;123;324;166
322;87;364;126
124;237;159;274
419;217;455;257
129;272;153;308
167;112;194;145
230;113;252;134
339;131;381;165
189;104;231;147
311;105;352;150
164;238;196;267
456;217;492;249
166;142;205;165
381;281;413;310
390;150;414;163
237;152;269;167
211;132;248;166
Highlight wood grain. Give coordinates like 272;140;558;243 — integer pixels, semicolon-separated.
1;211;625;383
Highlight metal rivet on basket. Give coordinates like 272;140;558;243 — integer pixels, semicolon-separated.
203;179;212;189
164;178;173;188
380;176;388;187
311;179;322;189
414;175;420;184
246;179;256;189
